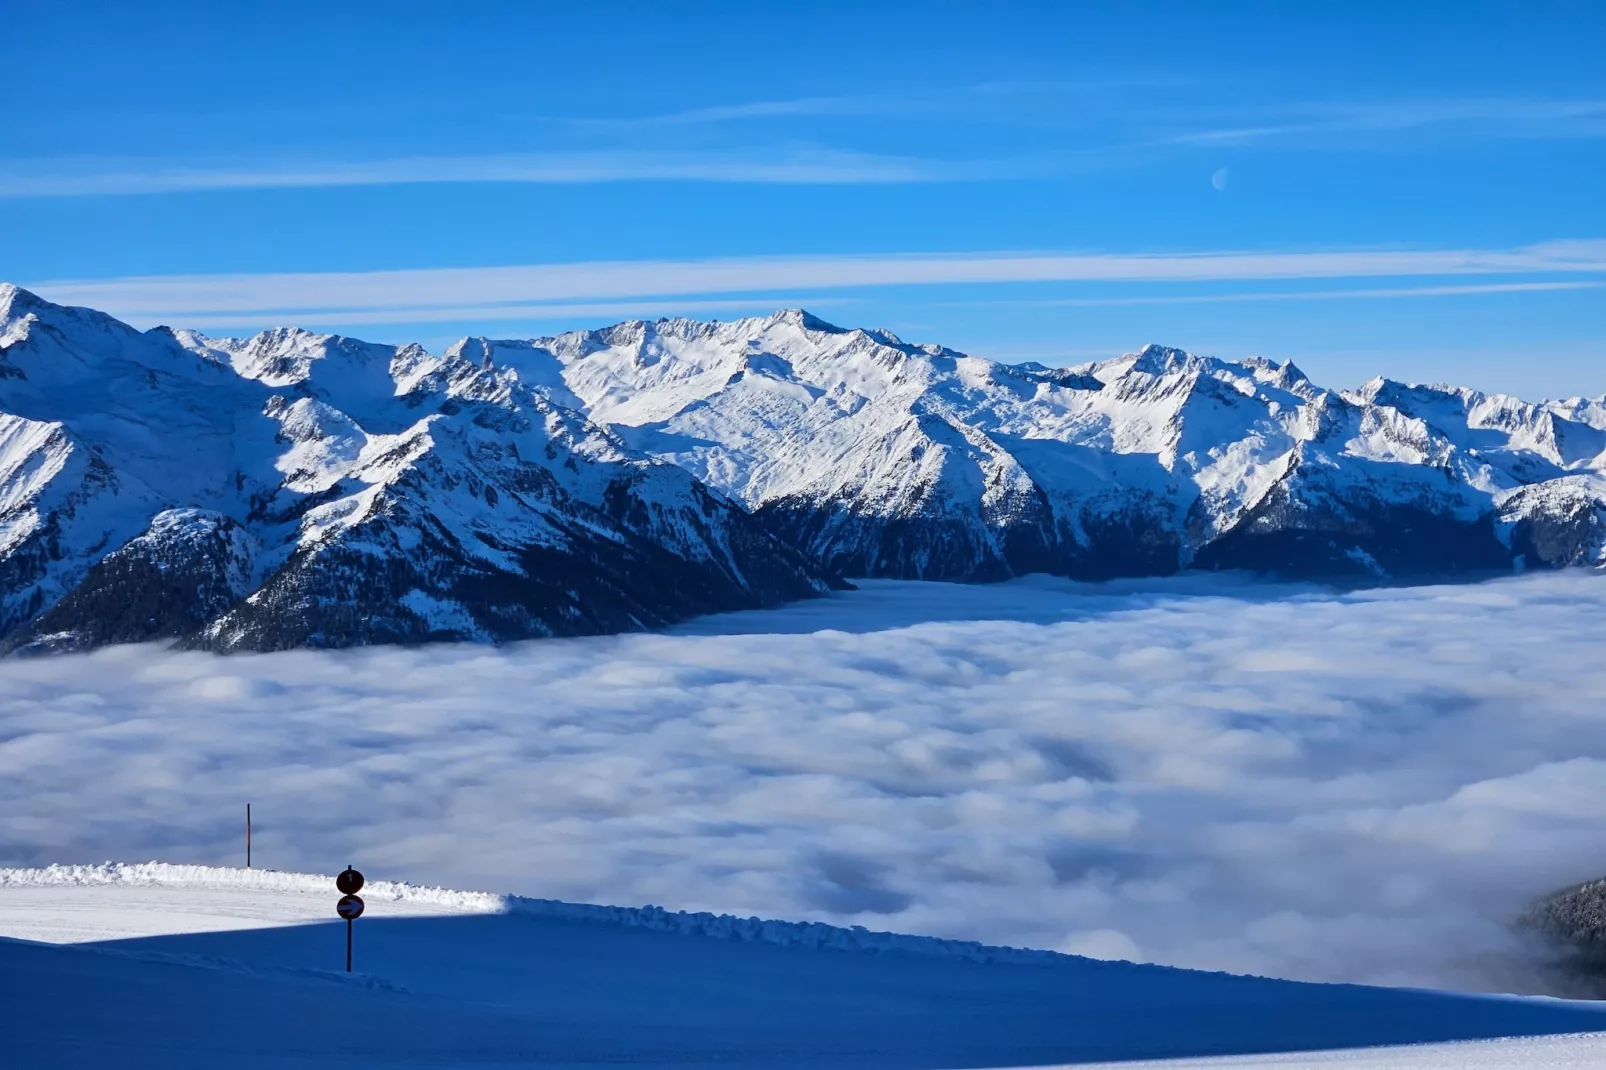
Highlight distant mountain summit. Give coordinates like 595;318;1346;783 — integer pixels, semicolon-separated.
2;286;1603;652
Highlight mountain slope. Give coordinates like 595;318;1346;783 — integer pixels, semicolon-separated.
6;863;1606;1068
498;311;1606;581
0;286;833;654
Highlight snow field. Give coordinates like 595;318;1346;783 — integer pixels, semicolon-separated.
7;862;1606;1068
0;861;1070;963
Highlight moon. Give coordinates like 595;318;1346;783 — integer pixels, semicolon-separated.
1211;168;1230;191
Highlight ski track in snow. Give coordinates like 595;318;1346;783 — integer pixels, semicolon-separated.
7;571;1606;996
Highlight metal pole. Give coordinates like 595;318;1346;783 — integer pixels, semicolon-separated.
346;917;352;972
246;803;251;868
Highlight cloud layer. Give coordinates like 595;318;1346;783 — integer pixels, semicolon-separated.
4;572;1606;992
0;148;977;199
5;94;1602;201
25;241;1606;328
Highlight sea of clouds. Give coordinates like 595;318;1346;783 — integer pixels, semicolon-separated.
5;571;1606;992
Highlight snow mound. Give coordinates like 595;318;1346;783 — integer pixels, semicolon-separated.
0;861;505;912
1;861;1070;964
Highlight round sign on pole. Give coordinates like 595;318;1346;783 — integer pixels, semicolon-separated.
336;867;365;895
336;894;365;920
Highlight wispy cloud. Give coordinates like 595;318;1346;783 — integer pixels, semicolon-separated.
558;89;1606;149
178;297;864;332
0;147;993;198
555;80;1167;132
26;241;1606;325
954;280;1606;309
560;87;1606;148
561;96;874;130
6;92;1600;200
1166;98;1606;147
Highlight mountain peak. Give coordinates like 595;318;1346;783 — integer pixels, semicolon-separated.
767;309;843;333
0;283;50;326
0;284;154;357
1128;344;1200;376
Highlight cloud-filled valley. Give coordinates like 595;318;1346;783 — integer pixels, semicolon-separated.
5;571;1606;993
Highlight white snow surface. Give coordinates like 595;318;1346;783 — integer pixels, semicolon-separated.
5;861;1606;1068
1048;1033;1606;1069
0;861;1067;963
0;861;500;942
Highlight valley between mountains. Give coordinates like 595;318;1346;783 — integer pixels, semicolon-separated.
3;282;1603;653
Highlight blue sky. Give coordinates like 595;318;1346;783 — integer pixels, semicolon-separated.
5;1;1605;396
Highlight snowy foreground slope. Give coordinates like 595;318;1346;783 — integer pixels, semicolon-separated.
4;864;1606;1069
6;284;1606;652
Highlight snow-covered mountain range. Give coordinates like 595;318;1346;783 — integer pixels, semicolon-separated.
475;308;1606;581
3;284;1603;652
0;285;832;653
